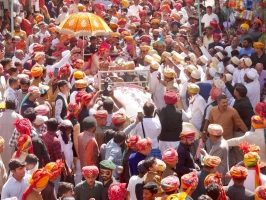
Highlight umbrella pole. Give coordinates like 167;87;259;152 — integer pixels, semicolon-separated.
83;35;84;61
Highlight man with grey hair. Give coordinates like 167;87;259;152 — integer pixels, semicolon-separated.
255;63;266;90
26;26;40;50
56;6;69;25
11;50;26;65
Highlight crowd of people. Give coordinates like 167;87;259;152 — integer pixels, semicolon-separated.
1;0;266;199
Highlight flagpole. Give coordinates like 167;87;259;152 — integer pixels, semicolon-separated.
198;0;202;36
11;0;14;37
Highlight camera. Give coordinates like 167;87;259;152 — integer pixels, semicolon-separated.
100;77;112;96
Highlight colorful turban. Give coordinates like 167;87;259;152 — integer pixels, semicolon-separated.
73;59;84;70
174;3;182;9
110;32;120;38
166;193;188;200
33;44;44;52
16;134;33;158
187;83;200;94
180;131;196;139
244;152;262;188
81;93;94;106
207;124;223;136
34;52;45;61
210;87;222;101
75;91;87;104
67;102;80;120
251;115;266;129
162;148;178;165
121;31;131;37
98;41;111;52
75;80;87;89
118;18;127;26
203;155;221;168
151;18;160;25
181;172;199;194
163;67;176;79
82;166;99;176
157;159;166;172
60;34;69;43
35;104;49;116
141;23;151;29
31;65;43;77
254;42;265;49
249;144;260;153
240;23;250;31
213;33;221;41
255;184;266;200
164;91;178;105
0;136;4;147
36;14;44;23
135;137;152;151
230;165;248;179
73;70;85;79
159;5;171;13
43;36;53;43
254;18;263;27
255;102;266;118
59;64;71;76
126;135;141;149
124;36;133;41
94;110;108;119
22;168;51;200
112;113;126;125
13;118;32;136
161;175;180;192
153;12;162;18
45;159;65;179
204;172;227;200
108;183;127;200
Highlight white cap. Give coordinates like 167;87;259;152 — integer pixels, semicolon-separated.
17;74;29;79
243;58;252;67
211;57;219;65
209;67;217;78
213;79;224;89
231;56;240;65
246;68;258;80
191;70;201;80
225;73;233;82
150;60;160;70
216;52;224;60
214;46;224;51
199;55;208;64
226;64;235;74
34;115;48;126
188;53;196;62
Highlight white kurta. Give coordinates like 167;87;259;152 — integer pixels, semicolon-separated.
149;71;166;109
245;80;260;110
227;129;266;163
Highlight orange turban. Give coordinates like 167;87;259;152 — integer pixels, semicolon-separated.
254;18;263;27
94;110;108;119
60;34;69;43
254;42;264;49
124;36;133;41
203;155;221;168
45;159;64;179
151;18;160;24
74;80;87;89
229;165;248;179
112;113;126;125
22;168;51;200
31;65;43;77
135;137;152;151
36;14;44;23
251;115;266;129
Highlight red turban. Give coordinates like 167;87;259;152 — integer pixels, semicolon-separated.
164;91;178;104
59;64;71;76
213;33;221;41
126;135;141;149
108;183;127;200
162;148;178;164
94;110;108;119
135;137;152;151
81;93;94;106
210;87;222;101
112;113;126;125
255;102;266;118
174;3;182;9
73;59;84;70
45;159;65;179
13;118;32;136
75;91;87;104
82;166;99;176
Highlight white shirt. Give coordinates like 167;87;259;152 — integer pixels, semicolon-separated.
130;118;161;148
55;12;69;25
57;130;74;169
128;5;143;20
51;38;60;50
183;94;206;131
233;68;241;84
127;175;143;200
149;71;166;109
38;31;51;44
55;92;68;123
1;175;30;200
228;170;266;192
201;13;219;27
245;80;260;110
4;87;19;112
239;68;249;84
224;46;241;57
69;4;79;14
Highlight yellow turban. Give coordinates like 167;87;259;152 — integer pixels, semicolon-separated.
110;32;120;38
187;83;200;94
244;152;260;167
230;165;248;179
163;67;176;79
29;169;50;188
34;52;45;61
73;70;85;79
124;36;133;41
121;0;129;7
254;42;265;49
251;115;266;129
166;193;188;200
157;159;166;172
121;31;131;37
187;65;197;73
110;24;118;29
240;23;250;31
0;136;4;147
151;19;160;24
31;65;43;77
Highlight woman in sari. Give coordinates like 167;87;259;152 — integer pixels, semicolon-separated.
21;11;34;36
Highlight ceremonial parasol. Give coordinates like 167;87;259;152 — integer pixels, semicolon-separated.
58;12;112;36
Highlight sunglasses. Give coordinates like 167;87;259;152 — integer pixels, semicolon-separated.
100;170;111;175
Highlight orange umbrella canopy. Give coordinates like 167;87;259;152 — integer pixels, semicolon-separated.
59;12;112;36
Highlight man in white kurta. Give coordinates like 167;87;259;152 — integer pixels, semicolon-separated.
149;61;166;109
244;69;260;110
